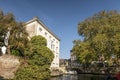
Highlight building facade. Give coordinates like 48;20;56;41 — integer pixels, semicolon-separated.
25;17;60;68
70;50;80;68
59;59;70;73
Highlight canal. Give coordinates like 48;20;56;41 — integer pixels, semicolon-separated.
0;74;116;80
50;74;115;80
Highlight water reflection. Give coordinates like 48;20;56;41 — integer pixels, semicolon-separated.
50;74;78;80
50;74;107;80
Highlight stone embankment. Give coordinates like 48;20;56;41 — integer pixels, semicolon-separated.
0;55;20;79
50;68;63;77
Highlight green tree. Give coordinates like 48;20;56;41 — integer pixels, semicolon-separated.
9;23;28;56
72;40;96;63
0;10;14;46
73;10;120;65
112;33;120;59
0;10;28;56
14;35;54;80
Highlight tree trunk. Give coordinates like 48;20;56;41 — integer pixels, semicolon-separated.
7;45;11;55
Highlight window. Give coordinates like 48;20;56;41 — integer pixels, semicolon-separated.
49;36;51;38
56;55;58;58
51;41;53;49
51;44;55;51
56;47;58;52
39;27;42;32
45;32;47;35
53;44;55;51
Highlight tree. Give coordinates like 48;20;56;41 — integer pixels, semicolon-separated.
0;10;14;46
14;35;54;80
9;23;28;56
0;10;28;56
73;40;96;63
73;10;120;65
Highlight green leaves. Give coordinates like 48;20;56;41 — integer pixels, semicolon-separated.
14;36;54;80
74;10;120;64
30;35;47;46
9;23;28;56
14;65;50;80
92;34;108;52
0;10;28;56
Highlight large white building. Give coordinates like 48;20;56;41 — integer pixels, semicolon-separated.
25;17;60;68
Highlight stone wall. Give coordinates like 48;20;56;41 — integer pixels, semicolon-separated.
0;55;20;79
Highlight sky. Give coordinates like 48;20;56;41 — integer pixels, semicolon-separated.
0;0;120;59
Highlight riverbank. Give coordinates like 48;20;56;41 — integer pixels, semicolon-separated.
50;69;63;77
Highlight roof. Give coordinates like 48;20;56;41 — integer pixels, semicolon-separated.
25;17;60;41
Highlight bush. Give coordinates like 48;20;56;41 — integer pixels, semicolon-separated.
14;65;50;80
14;36;54;80
11;50;20;56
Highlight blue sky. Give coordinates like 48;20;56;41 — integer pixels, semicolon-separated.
0;0;120;59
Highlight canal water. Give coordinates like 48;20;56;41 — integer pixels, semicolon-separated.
50;74;109;80
0;74;115;80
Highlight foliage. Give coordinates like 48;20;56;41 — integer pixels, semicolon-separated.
14;36;54;80
0;9;28;56
11;49;22;56
0;10;15;46
30;35;47;46
73;10;120;64
14;65;50;80
72;40;96;63
26;45;53;66
9;23;28;56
